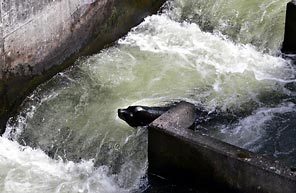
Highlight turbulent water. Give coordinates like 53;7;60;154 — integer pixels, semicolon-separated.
1;0;295;192
168;0;288;54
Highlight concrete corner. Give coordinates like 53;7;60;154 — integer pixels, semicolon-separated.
148;102;296;193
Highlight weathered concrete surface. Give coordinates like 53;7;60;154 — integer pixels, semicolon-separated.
282;0;296;54
0;0;166;134
148;102;296;193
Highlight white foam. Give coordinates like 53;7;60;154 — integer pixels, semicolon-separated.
119;14;295;110
0;137;127;193
120;15;290;79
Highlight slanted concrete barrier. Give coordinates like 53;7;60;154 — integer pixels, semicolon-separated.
148;102;296;193
0;0;166;134
282;0;296;54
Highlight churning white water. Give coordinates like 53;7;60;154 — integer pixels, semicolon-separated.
1;0;296;192
0;137;128;193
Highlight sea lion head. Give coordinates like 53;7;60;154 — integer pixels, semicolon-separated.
118;106;163;127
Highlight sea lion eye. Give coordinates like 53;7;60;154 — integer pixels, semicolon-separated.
129;113;134;117
135;107;144;112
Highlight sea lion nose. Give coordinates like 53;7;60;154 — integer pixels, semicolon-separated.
118;109;127;119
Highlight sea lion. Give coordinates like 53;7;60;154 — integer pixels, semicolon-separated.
117;102;217;128
118;102;241;131
118;106;171;127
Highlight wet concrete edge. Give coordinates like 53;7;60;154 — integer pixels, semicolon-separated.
148;102;296;193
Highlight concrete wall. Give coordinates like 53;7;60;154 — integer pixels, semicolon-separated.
282;0;296;54
148;102;296;193
0;0;166;134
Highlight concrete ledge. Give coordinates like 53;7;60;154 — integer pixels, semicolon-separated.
148;102;296;193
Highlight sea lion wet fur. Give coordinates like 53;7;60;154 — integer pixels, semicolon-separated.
117;103;215;128
118;106;171;127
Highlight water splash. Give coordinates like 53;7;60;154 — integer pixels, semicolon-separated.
0;137;130;193
166;0;289;53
